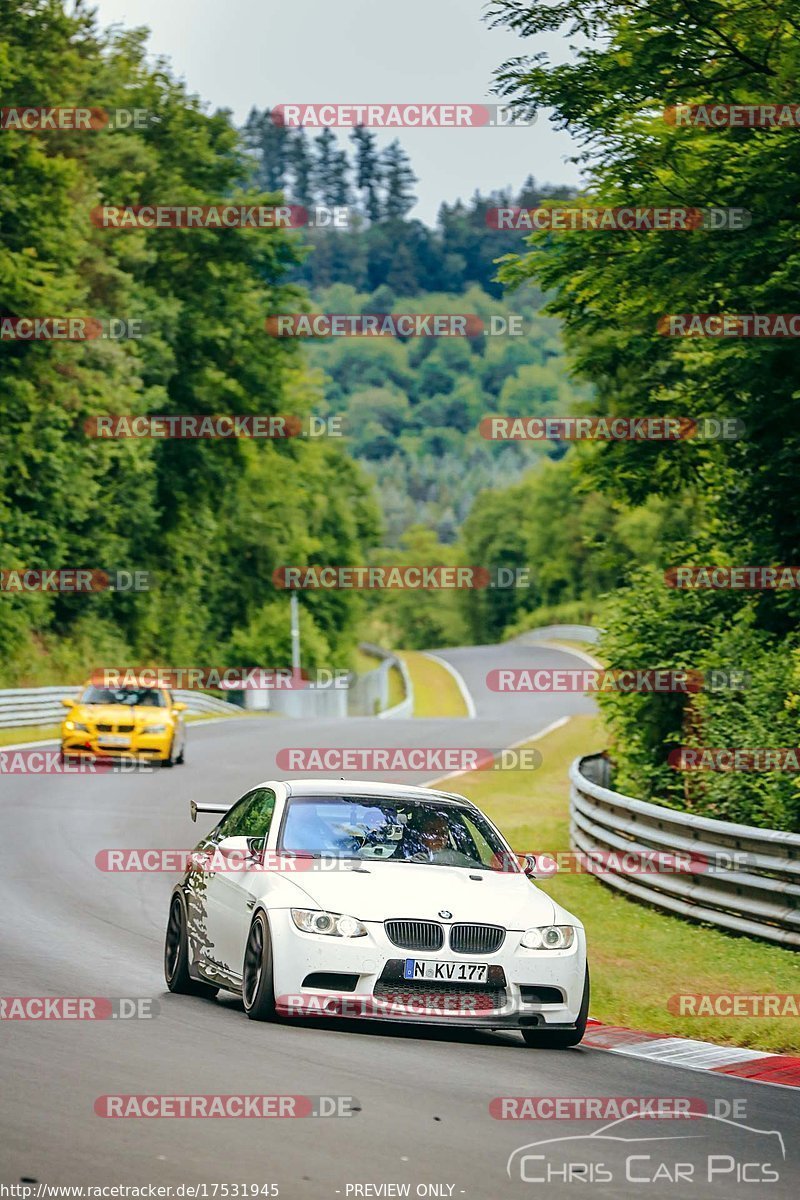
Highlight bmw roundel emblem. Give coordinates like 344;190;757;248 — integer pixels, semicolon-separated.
438;909;453;920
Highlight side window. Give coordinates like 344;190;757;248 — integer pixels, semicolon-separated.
461;814;499;869
215;791;257;840
238;789;276;839
216;789;276;840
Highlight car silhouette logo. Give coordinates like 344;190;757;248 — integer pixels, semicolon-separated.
438;909;453;919
506;1112;786;1180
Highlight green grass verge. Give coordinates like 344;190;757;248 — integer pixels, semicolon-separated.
387;664;406;710
0;724;61;747
0;708;250;748
396;650;468;717
443;713;799;1054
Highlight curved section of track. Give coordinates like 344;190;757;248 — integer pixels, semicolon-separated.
1;643;796;1195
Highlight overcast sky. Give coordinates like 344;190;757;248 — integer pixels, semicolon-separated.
89;0;582;224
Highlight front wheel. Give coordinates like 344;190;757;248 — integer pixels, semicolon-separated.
242;911;277;1021
160;736;176;768
522;967;589;1049
164;896;218;998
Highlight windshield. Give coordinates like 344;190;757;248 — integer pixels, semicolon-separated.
279;795;518;871
80;686;166;708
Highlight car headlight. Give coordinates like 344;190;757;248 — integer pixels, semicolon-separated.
291;909;367;938
519;925;575;950
145;723;168;733
64;721;88;732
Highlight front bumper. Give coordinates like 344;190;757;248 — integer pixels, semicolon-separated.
269;909;586;1029
60;727;172;761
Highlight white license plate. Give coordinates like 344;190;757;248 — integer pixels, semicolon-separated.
404;959;488;983
98;735;131;748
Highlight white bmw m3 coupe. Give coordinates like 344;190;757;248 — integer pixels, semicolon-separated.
165;779;589;1047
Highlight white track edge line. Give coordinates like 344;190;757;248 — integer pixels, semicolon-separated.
422;651;477;718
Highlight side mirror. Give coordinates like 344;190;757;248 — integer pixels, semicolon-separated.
216;835;263;869
522;853;558;879
173;702;187;713
61;697;76;709
522;854;537;878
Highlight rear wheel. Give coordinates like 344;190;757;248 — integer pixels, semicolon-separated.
164;895;218;998
522;967;589;1049
242;911;277;1021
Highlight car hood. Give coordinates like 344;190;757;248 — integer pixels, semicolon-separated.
285;860;557;927
73;704;169;723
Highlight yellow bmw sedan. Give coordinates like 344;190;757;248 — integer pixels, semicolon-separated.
60;683;187;767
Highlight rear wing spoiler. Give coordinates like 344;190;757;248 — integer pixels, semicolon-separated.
190;800;233;823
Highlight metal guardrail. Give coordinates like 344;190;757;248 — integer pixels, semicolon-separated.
0;685;243;729
570;753;800;948
359;643;414;719
515;624;601;646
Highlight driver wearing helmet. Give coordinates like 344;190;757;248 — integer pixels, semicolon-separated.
407;810;475;866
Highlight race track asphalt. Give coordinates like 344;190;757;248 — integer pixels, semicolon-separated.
2;642;796;1197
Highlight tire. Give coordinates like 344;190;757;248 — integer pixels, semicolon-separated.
242;911;277;1021
522;967;590;1049
161;737;175;768
164;895;219;998
176;735;185;766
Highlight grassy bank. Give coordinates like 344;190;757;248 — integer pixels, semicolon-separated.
0;709;251;748
396;651;469;717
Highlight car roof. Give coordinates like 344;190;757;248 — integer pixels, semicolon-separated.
274;778;471;804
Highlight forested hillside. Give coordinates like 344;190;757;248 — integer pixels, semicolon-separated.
243;109;589;542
